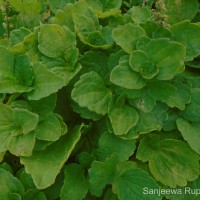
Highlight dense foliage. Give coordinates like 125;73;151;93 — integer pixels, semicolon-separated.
0;0;200;199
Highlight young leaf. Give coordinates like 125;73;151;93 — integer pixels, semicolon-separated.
139;38;186;80
12;108;39;135
110;60;146;89
35;114;62;141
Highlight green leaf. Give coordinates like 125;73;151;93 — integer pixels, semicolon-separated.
0;129;12;152
54;114;67;136
10;28;31;46
129;51;158;79
125;103;168;139
14;54;33;87
128;88;156;113
27;63;65;100
0;104;13;151
60;164;88;200
112;23;146;53
72;102;102;121
130;6;152;23
21;124;85;189
98;132;136;160
139;38;186;80
35;114;62;141
112;167;161;200
0;46;14;76
160;0;199;24
38;24;75;58
103;189;118;200
50;63;82;85
51;4;75;31
177;118;200;155
12;108;39;135
0;103;13;128
79;51;109;77
8;132;35;157
71;72;112;115
10;0;41;14
148;81;177;103
166;176;200;200
137;134;199;187
48;0;75;14
110;60;146;89
101;0;122;11
30;93;57;117
0;76;33;94
89;155;118;197
23;189;47;200
180;89;200;121
0;193;21;200
0;168;24;196
73;11;113;49
16;168;35;191
108;101;139;135
165;77;191;110
0;104;38;152
0;152;5;162
129;50;148;72
170;21;200;61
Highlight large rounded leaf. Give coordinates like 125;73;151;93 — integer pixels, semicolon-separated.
112;166;161;200
159;0;199;24
60;164;88;200
171;21;200;61
38;24;75;58
137;134;199;187
177;118;200;154
21;124;85;189
27;63;65;100
0;168;24;196
112;23;146;53
71;72;112;115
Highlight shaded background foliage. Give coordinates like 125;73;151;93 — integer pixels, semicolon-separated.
0;0;200;200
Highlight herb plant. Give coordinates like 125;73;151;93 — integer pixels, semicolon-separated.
0;0;200;200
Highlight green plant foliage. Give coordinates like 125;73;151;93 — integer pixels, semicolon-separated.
0;0;200;199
